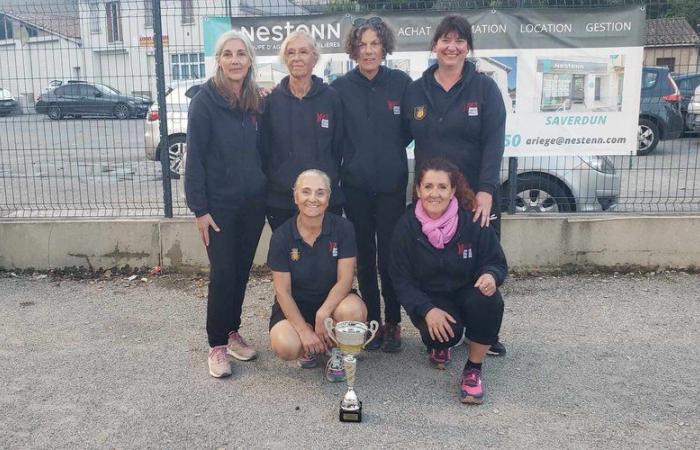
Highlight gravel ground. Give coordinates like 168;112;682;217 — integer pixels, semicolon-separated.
1;270;698;449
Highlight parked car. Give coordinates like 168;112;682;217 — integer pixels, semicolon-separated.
672;73;700;132
149;80;619;212
35;82;152;120
683;84;700;133
638;66;684;155
406;145;620;213
144;79;204;179
0;88;20;116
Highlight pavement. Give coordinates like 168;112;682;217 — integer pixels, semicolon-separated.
1;270;698;449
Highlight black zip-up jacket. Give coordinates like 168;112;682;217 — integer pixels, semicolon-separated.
185;78;266;217
402;62;506;195
389;205;508;317
331;66;412;193
260;75;344;209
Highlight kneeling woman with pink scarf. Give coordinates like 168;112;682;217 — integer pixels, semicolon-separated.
389;158;507;404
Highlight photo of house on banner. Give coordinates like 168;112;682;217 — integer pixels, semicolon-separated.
534;55;625;113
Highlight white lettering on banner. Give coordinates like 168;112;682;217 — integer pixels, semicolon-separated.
520;23;573;33
239;22;341;43
398;26;432;37
585;22;632;32
472;24;507;34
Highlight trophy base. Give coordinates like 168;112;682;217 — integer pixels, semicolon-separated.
339;401;362;423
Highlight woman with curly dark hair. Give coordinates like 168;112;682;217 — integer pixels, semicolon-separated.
389;158;507;404
331;16;412;352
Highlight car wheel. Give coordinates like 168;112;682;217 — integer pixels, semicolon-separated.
166;135;186;179
113;103;130;120
503;174;575;213
47;106;62;120
637;118;659;156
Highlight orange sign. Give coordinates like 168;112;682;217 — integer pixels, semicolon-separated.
139;35;169;47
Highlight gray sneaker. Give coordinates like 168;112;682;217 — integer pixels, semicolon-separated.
208;345;232;378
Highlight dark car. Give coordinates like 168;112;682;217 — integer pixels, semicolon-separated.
672;73;700;132
638;66;684;155
35;82;152;120
0;88;20;116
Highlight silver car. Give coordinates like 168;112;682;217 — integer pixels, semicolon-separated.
146;80;620;212
144;79;204;179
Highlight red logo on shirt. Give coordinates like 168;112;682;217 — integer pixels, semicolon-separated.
316;112;328;123
329;241;338;257
387;100;400;111
464;102;479;112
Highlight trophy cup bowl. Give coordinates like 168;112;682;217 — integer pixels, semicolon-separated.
324;318;379;422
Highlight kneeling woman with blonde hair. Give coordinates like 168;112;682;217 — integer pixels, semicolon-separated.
268;169;366;382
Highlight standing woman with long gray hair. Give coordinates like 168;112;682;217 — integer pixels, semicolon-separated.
185;31;266;378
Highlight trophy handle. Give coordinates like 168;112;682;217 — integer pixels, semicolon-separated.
362;320;380;348
324;317;338;345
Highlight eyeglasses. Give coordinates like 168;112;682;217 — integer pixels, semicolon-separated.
352;16;383;27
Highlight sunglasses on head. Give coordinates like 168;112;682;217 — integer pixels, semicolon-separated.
352;16;383;27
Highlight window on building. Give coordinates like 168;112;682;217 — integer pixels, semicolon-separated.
181;0;194;25
0;14;14;40
23;25;39;38
171;53;205;80
144;0;153;28
106;2;123;43
89;0;100;33
656;57;675;73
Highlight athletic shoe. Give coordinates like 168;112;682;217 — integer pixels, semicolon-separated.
207;345;232;378
297;353;319;369
365;323;384;351
227;331;257;361
460;367;484;404
429;347;452;369
487;340;507;357
325;348;346;382
382;322;402;353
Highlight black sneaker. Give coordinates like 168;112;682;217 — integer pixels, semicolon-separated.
487;340;506;356
381;322;402;353
365;323;384;351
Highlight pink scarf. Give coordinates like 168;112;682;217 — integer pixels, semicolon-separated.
415;197;459;249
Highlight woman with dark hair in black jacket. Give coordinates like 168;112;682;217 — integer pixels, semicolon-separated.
185;31;265;379
390;158;507;404
331;16;412;352
402;14;508;356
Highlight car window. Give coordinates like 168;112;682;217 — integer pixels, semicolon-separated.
78;85;97;96
56;85;80;96
642;71;658;89
95;84;120;95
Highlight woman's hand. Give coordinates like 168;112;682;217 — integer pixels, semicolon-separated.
195;214;220;247
299;323;327;355
425;307;457;343
475;273;497;297
257;86;272;98
473;191;493;228
314;309;335;348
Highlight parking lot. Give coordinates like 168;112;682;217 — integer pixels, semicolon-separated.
1;113;699;217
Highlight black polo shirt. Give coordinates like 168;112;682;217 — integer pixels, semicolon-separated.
267;212;357;308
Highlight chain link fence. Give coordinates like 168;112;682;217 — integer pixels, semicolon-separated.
0;0;698;217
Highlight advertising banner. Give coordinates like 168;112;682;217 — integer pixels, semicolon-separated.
203;6;646;156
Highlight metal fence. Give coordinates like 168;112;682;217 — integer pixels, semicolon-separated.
0;0;698;218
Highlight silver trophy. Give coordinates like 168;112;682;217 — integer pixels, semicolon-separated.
324;318;379;422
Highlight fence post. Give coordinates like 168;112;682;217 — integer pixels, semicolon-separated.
507;157;518;214
152;0;173;218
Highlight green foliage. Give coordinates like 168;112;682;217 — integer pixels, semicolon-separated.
665;0;700;29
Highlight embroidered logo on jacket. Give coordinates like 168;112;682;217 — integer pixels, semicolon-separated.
464;102;479;117
290;248;301;261
414;105;426;120
387;100;401;115
316;112;329;128
328;241;338;258
457;243;473;259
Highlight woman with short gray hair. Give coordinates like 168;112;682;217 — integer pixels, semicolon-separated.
260;30;344;231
